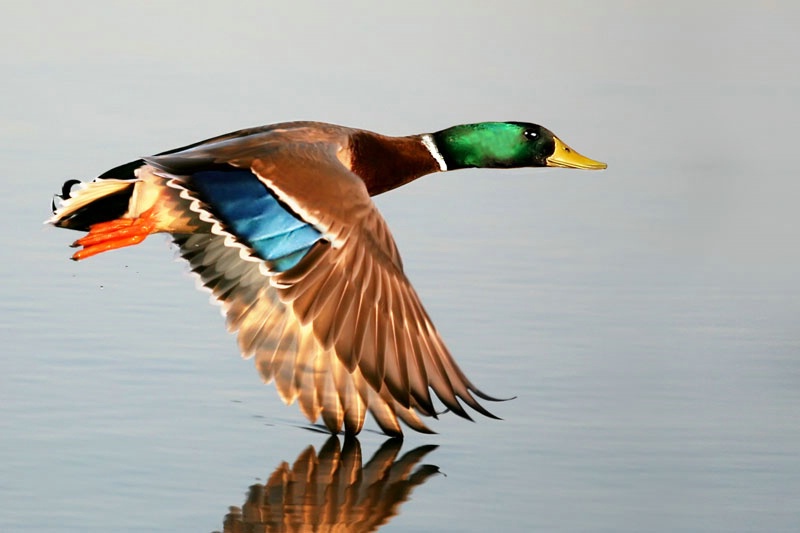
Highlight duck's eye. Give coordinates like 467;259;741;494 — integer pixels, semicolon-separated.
523;129;538;140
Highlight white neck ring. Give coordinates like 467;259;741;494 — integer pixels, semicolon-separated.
420;134;448;172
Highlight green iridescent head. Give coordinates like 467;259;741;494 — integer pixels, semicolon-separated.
431;122;606;171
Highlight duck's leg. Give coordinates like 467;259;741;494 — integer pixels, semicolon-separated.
71;207;158;261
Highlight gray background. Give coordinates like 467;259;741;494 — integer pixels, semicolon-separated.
2;1;799;531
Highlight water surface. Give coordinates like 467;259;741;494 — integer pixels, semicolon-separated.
2;2;799;532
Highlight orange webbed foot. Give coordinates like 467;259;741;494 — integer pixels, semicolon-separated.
71;207;158;261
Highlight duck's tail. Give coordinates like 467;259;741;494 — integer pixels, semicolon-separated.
47;160;174;260
47;161;142;231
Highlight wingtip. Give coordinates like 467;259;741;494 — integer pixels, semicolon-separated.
413;424;438;435
470;386;517;403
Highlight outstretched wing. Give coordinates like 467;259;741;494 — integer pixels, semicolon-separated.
158;140;497;435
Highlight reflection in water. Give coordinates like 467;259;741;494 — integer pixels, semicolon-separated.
216;437;439;533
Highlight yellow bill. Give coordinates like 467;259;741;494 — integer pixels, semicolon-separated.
547;137;607;170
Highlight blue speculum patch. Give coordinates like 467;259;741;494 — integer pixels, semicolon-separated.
191;169;322;271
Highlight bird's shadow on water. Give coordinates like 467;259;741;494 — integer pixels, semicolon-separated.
212;435;441;533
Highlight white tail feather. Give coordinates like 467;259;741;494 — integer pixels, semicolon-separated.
47;179;135;225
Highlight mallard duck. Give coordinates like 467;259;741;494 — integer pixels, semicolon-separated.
49;121;606;436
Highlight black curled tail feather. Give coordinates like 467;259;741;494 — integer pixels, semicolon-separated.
51;179;83;213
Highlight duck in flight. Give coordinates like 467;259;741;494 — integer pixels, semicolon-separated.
49;121;606;436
